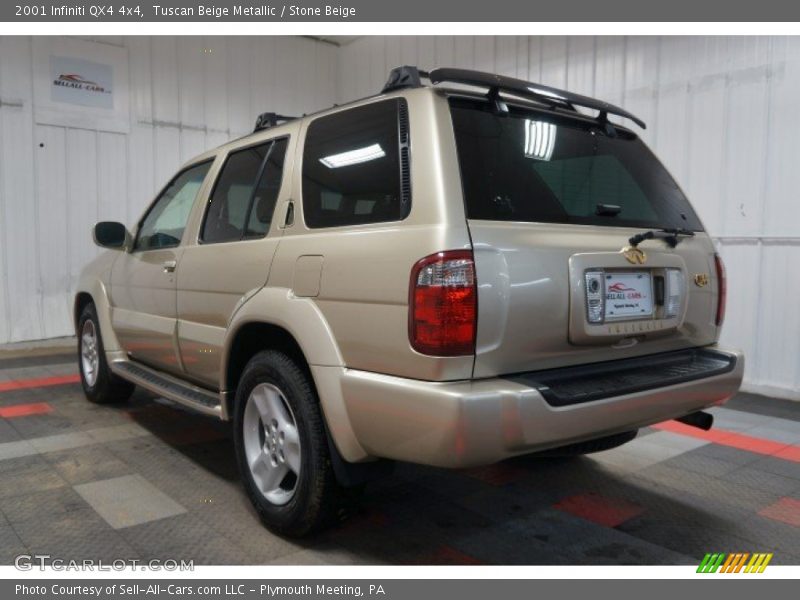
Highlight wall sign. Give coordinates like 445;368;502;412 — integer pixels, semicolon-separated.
50;56;114;109
33;38;129;133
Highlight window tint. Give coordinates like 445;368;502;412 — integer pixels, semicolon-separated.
246;138;288;237
449;98;704;231
135;161;212;251
202;143;268;243
201;139;288;243
302;99;409;229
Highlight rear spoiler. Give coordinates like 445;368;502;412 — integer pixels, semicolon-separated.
382;65;646;131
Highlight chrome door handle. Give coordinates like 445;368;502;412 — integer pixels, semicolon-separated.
162;260;177;273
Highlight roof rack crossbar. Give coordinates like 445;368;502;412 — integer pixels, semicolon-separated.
427;67;646;130
253;112;296;133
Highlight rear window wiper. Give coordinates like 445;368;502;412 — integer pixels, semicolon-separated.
629;228;695;248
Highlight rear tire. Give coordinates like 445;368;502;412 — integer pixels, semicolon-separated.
534;430;638;457
77;303;135;404
233;350;339;537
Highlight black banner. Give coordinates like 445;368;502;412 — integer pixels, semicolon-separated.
3;0;800;22
4;579;797;600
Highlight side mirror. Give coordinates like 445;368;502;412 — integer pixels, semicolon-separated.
93;221;129;249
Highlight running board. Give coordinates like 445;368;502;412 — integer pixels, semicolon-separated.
110;360;223;418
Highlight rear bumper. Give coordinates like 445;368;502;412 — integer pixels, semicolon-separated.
333;346;744;468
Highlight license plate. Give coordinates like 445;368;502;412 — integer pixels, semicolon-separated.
604;272;653;320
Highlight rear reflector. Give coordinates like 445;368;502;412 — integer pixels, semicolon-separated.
714;253;726;327
409;250;477;356
664;268;684;319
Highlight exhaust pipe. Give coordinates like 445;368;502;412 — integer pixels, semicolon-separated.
676;411;714;431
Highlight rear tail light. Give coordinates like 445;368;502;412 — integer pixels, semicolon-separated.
409;250;477;356
714;253;727;327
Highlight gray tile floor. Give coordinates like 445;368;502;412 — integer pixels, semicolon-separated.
0;354;799;565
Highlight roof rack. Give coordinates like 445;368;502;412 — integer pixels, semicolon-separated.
253;112;296;133
380;65;646;130
381;65;429;93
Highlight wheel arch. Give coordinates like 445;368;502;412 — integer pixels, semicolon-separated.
73;274;122;353
73;249;123;351
224;321;311;412
74;292;94;331
222;288;370;464
221;288;344;395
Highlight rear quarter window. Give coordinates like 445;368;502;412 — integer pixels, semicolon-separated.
302;99;410;229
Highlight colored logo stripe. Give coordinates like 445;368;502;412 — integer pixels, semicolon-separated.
720;553;736;572
732;553;749;573
745;553;773;573
697;553;726;573
721;553;749;573
697;552;773;573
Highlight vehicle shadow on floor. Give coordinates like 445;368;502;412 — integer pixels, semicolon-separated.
123;389;238;483
306;453;752;565
117;392;770;565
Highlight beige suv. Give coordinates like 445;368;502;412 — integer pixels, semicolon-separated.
74;67;744;536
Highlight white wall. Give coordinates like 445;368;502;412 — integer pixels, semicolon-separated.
338;36;800;400
0;35;336;345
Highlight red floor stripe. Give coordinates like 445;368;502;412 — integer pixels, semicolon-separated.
554;492;644;527
775;445;800;462
0;374;80;393
652;420;800;463
0;402;53;418
758;497;800;528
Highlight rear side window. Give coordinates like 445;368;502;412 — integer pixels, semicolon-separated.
201;138;288;243
449;98;703;231
302;99;410;228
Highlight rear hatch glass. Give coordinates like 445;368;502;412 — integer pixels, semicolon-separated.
449;97;703;231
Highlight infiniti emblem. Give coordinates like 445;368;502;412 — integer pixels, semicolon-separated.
621;246;647;265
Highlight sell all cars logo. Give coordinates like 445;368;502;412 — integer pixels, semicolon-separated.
53;73;111;95
607;282;643;300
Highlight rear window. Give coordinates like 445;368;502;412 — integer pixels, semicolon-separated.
302;99;410;228
449;98;703;231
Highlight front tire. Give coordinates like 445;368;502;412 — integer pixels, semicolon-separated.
233;350;338;537
77;303;135;404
